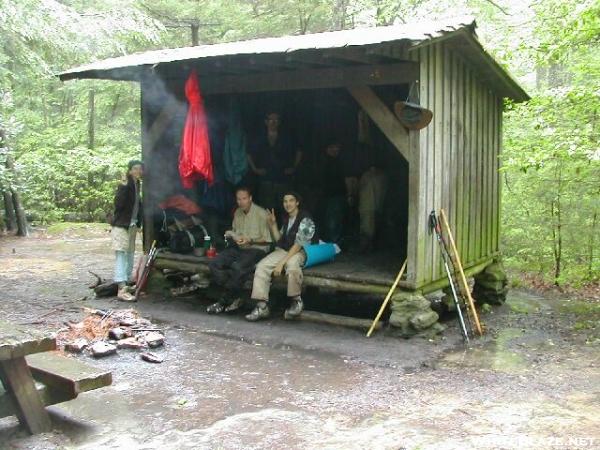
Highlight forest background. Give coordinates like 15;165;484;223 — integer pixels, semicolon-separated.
0;0;598;288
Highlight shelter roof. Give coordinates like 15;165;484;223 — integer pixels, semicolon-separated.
59;16;528;102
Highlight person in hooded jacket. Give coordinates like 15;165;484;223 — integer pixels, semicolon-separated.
111;160;143;301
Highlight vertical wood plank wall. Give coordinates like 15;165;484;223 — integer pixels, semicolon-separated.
409;42;502;288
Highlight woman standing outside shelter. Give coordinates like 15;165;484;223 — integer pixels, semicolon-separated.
111;160;143;302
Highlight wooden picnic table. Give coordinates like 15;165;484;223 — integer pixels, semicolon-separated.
0;320;56;433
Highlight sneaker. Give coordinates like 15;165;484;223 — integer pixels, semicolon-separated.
284;297;304;319
117;289;136;302
245;302;270;321
206;301;225;314
224;297;244;313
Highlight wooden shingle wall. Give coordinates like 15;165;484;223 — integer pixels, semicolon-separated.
408;41;502;291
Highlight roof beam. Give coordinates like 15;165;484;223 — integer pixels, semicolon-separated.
347;85;410;162
200;62;419;95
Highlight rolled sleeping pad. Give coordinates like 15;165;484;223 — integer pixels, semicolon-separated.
303;243;338;268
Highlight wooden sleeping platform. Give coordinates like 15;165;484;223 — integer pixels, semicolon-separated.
154;250;407;296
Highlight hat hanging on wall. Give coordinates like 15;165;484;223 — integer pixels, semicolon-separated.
394;101;433;130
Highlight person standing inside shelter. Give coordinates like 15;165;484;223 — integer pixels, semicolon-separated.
247;111;302;216
111;160;143;302
206;186;272;314
317;140;356;245
246;191;318;322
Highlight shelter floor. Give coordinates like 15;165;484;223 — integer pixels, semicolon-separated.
304;251;403;286
157;250;404;287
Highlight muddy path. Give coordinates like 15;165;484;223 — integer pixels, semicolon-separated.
0;227;598;449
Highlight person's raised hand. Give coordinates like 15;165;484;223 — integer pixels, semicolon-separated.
267;208;277;226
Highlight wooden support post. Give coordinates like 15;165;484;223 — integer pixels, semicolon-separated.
0;358;52;434
367;259;407;337
346;85;410;162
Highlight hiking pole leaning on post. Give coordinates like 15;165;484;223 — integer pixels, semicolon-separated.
135;240;159;300
366;259;407;337
429;211;470;343
439;209;483;336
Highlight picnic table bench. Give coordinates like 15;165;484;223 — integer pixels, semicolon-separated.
0;320;112;434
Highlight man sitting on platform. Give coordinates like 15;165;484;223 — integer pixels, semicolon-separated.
245;191;318;322
206;186;272;314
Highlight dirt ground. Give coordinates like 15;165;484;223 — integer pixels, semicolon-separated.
0;226;598;450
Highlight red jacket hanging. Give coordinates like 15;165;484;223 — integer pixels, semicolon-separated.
178;70;214;188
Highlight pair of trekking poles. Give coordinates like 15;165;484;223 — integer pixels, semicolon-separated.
430;209;483;342
134;240;160;300
366;210;483;341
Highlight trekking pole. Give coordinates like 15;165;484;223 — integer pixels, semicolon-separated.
366;259;407;337
439;209;483;336
429;212;470;343
135;240;158;299
435;213;475;336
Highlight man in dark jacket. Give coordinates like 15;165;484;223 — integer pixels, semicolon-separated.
317;141;356;244
247;111;302;215
111;160;143;301
246;191;317;321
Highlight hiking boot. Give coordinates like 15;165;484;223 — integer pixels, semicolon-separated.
245;302;270;321
206;301;225;314
284;297;304;319
124;285;137;294
224;297;244;313
117;289;136;302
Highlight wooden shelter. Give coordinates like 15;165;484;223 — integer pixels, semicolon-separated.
60;16;528;298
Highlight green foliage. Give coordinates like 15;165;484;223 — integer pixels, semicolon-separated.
501;0;600;286
0;0;159;222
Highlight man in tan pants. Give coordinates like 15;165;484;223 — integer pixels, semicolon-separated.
246;192;317;321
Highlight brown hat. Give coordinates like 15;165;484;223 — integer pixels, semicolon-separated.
394;101;433;130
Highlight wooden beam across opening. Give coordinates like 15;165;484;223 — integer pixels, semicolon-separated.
347;85;410;162
199;62;418;95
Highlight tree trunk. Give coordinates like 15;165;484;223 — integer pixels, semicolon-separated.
110;91;121;119
589;211;597;280
87;89;95;150
0;127;28;236
3;190;17;231
11;184;28;236
191;23;199;46
333;0;349;30
551;162;563;285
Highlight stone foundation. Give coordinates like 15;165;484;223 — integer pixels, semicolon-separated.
389;292;444;338
473;259;508;305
